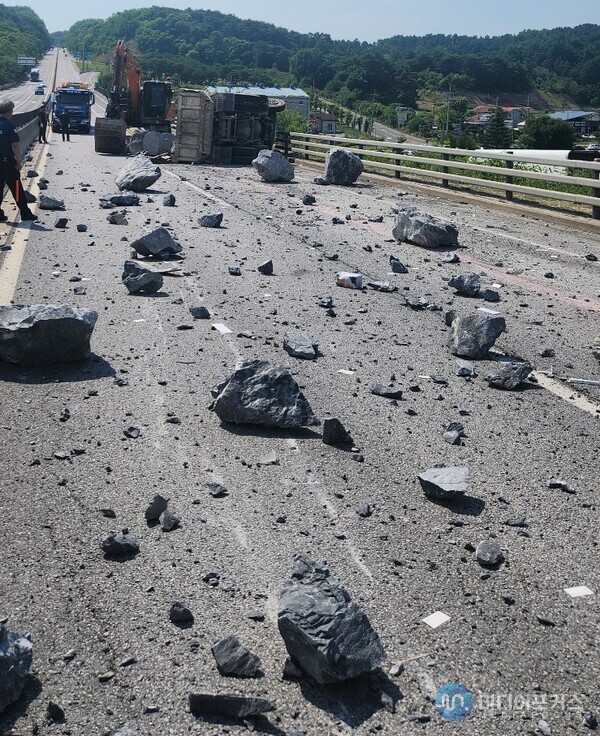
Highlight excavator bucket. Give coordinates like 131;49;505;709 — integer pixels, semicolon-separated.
94;117;127;154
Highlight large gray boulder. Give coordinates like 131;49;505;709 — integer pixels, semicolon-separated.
0;624;33;714
448;311;506;359
278;555;385;684
212;359;318;429
485;360;532;390
0;304;97;366
252;149;294;183
122;261;163;294
323;147;364;185
393;208;459;248
131;227;182;258
141;130;175;157
115;154;161;192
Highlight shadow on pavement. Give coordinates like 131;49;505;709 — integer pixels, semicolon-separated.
0;675;42;733
0;353;115;384
219;423;322;441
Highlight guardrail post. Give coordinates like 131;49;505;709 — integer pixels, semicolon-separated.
442;153;450;188
505;159;514;201
395;148;402;179
593;162;600;220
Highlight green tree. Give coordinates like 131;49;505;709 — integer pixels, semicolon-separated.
275;109;308;133
520;115;577;149
482;108;513;148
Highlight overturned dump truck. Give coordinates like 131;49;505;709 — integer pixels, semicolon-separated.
174;88;284;165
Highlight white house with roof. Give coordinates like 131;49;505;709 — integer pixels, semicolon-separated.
549;111;600;134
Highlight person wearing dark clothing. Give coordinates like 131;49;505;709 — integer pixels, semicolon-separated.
37;106;48;143
59;110;71;141
0;99;37;223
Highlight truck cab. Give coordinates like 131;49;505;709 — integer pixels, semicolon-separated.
51;82;95;134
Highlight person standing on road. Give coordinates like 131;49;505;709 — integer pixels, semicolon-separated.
59;109;71;142
0;99;37;223
37;106;48;143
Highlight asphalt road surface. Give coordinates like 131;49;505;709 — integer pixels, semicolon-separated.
0;123;599;736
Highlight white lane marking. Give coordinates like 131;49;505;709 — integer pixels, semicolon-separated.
164;169;232;208
533;371;600;417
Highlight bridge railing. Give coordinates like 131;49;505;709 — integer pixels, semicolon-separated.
276;132;600;219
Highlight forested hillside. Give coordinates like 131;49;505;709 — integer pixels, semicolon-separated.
64;7;600;111
0;4;50;85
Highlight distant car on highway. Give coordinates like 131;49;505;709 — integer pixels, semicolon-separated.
586;143;600;150
34;84;45;95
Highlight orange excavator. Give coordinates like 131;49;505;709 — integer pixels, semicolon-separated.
95;40;172;153
105;40;172;128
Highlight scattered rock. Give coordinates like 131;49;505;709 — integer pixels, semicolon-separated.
485;360;532;390
54;217;68;229
476;540;504;566
538;718;552;736
76;224;87;232
448;312;506;359
159;509;180;532
170;602;194;624
443;421;464;445
357;503;372;518
252;149;294;182
100;193;140;207
481;287;501;302
393;208;458;248
302;194;316;205
440;251;460;264
189;305;210;319
39;194;65;210
283;330;318;359
548;478;575;494
115;154;161;192
257;259;273;275
278;554;385;684
322;417;353;445
144;494;169;521
212;359;318;429
389;257;408;274
418;466;469;500
211;635;261;677
47;701;65;722
449;273;481;297
0;304;97;366
584;253;598;262
367;280;398;292
323;147;364;185
189;692;275;719
101;531;140;556
370;383;403;400
199;212;223;228
0;624;33;714
107;210;128;225
455;359;476;377
122;260;163;294
163;193;176;207
207;482;228;498
228;264;241;276
131;228;182;258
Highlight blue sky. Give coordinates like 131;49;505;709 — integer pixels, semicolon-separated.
12;0;600;40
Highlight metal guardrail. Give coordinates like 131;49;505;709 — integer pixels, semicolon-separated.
276;132;600;219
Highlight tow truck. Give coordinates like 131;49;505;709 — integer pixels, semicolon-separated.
51;81;95;134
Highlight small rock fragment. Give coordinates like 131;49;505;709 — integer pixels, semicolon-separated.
322;418;353;446
170;602;194;624
189;692;275;719
475;540;504;566
159;509;180;532
211;635;261;678
199;213;223;228
418;466;469;500
145;494;168;521
101;532;140;556
257;259;273;275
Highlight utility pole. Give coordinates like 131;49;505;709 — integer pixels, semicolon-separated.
445;78;452;134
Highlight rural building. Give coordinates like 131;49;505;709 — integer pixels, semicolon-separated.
311;112;338;134
549;111;600;134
